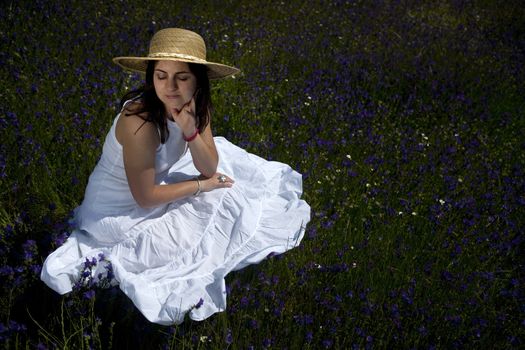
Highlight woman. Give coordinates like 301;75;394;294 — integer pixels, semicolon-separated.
41;28;310;325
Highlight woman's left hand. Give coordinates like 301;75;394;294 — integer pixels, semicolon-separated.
199;172;235;192
171;97;197;138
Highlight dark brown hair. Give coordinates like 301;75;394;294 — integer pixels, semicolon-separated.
119;61;212;143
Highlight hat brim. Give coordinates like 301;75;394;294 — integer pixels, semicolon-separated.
113;56;240;80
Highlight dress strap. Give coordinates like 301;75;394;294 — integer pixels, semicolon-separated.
121;94;143;112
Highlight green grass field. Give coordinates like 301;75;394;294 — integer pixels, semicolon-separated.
1;0;523;348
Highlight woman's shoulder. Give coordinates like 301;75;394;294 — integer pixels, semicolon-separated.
122;98;146;115
116;104;159;147
120;99;150;128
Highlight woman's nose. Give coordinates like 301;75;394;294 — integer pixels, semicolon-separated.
167;77;178;91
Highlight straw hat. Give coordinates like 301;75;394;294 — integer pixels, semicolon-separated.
113;28;240;79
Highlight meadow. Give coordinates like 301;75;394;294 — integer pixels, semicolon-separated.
1;0;524;348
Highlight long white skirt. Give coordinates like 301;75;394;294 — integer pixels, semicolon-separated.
41;137;310;325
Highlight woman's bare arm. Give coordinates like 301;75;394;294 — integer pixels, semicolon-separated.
116;112;231;208
171;97;218;177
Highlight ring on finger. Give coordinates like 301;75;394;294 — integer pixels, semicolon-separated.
217;175;227;183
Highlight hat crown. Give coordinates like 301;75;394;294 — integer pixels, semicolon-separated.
148;28;207;61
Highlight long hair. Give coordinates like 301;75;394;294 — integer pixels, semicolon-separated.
119;61;213;143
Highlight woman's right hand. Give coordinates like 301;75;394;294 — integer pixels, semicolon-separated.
199;172;234;192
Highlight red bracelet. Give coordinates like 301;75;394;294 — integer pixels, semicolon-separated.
183;128;200;142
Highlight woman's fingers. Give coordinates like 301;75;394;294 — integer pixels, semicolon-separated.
200;173;234;192
171;98;197;135
188;96;196;115
216;173;234;186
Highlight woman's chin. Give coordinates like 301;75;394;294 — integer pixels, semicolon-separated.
166;102;183;113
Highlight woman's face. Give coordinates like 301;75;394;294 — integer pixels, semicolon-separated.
153;60;197;115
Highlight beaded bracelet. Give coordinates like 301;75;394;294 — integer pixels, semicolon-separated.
184;128;200;142
193;177;202;196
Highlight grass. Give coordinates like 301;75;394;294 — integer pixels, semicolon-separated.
1;0;524;348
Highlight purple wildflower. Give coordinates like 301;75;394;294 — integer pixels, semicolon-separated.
225;328;233;344
247;318;259;329
22;239;37;261
322;339;333;348
195;298;204;309
83;290;95;300
262;338;272;348
305;331;313;343
8;320;26;332
0;266;14;278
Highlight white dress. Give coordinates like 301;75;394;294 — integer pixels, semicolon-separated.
40;103;310;325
